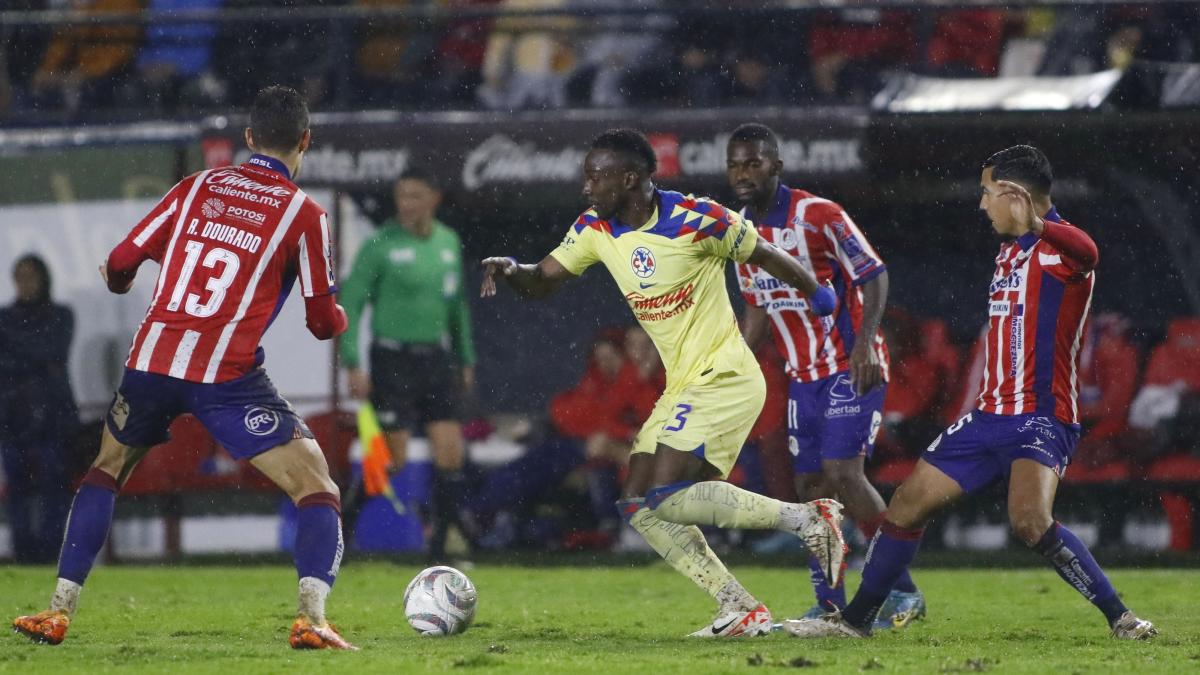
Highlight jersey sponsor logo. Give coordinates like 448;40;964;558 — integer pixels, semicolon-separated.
630;246;657;278
205;170;287;208
1017;416;1058;440
244;406;281;437
990;268;1023;294
754;277;784;291
730;222;749;255
791;214;819;233
225;205;267;225
766;298;810;312
829;374;856;402
109;392;130;431
777;228;799;250
989;300;1010;316
625;283;695;321
1038;252;1062;266
201;197;226;219
1008;315;1024;377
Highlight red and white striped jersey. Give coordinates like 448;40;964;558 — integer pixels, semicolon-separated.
736;185;889;383
119;155;336;383
977;208;1095;424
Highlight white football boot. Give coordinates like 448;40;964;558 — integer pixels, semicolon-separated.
689;604;773;638
782;611;868;639
787;498;848;588
1111;611;1158;640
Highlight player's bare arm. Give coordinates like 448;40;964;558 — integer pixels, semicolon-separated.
741;304;770;348
479;254;576;299
745;238;836;315
849;270;888;394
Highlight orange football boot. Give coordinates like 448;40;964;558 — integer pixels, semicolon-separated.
12;610;70;645
289;615;358;651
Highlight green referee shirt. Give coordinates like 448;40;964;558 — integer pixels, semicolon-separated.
339;218;476;369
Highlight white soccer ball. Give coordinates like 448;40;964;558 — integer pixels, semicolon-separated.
403;565;478;636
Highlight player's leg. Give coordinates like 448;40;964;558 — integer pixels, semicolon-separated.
250;438;355;650
14;371;172;645
1008;458;1155;638
426;418;470;561
13;426;152;644
646;372;846;584
198;369;355;650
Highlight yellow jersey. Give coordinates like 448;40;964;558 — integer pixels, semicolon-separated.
550;188;760;393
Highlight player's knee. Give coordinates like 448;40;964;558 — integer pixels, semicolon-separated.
1010;510;1053;547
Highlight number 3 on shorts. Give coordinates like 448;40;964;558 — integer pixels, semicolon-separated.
664;403;693;432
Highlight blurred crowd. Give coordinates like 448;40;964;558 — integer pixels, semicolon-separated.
3;1;1200;122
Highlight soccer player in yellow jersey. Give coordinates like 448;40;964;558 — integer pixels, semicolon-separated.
480;129;847;637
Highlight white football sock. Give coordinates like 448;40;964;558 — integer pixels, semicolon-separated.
50;578;81;616
298;577;331;624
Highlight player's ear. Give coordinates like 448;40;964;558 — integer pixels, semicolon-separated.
298;129;312;154
771;158;783;177
244;127;256;152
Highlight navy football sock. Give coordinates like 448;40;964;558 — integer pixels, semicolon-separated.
294;493;344;587
57;469;118;585
1033;522;1127;625
842;522;924;630
808;555;846;610
858;513;918;594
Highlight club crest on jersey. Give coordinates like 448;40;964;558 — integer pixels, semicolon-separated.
201;198;226;219
630;247;656;278
244;406;280;437
778;228;799;250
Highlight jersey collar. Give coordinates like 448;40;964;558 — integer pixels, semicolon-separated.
245;153;291;180
763;183;791;228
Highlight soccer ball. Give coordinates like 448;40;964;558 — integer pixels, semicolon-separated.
403;566;478;636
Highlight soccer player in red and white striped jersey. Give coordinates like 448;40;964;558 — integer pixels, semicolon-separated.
727;123;921;628
785;146;1157;641
13;86;356;650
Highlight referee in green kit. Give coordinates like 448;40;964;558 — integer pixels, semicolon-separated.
340;166;476;561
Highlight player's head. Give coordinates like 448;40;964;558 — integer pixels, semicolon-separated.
726;123;782;207
583;129;656;220
245;85;312;176
980;145;1053;235
394;166;442;230
12;253;51;305
591;329;627;379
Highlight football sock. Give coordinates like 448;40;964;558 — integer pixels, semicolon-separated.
56;468;118;590
842;522;924;630
648;481;782;529
430;468;469;557
618;498;756;611
808;555;846;610
1033;522;1128;625
858;513;918;594
294;492;344;589
298;577;331;624
49;578;81;616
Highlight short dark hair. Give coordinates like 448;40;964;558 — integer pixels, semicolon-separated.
397;166;441;192
13;253;52;304
250;85;309;152
591;128;657;175
729;123;780;157
982;145;1052;196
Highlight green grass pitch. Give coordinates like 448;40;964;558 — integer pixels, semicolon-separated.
3;563;1198;673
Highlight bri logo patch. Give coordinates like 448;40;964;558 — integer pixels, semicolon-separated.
244;406;281;437
201;197;226;219
630;246;656;278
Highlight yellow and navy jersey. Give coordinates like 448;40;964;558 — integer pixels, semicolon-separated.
550;188;760;392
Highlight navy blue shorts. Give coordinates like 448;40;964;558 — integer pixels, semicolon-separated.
105;368;312;460
922;410;1080;494
789;373;885;474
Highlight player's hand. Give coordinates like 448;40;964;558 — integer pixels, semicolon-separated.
849;340;882;395
347;368;370;399
479;256;518;298
995;180;1044;235
99;262;133;294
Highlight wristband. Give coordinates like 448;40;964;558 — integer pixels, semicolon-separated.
811;285;838;316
